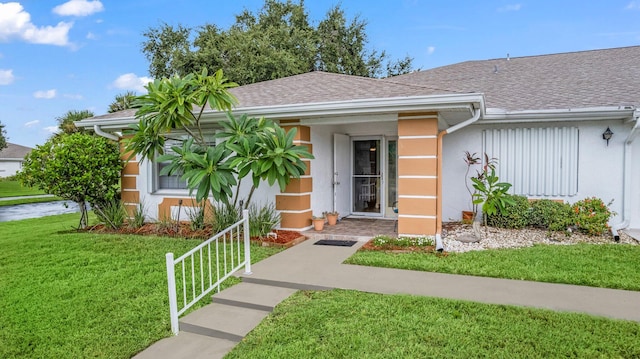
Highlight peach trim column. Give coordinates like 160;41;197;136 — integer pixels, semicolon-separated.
397;112;439;236
119;138;140;216
278;121;313;230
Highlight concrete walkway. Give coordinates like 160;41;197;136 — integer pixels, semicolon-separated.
136;238;640;358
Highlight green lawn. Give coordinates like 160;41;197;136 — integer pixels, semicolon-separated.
0;213;282;358
346;243;640;291
0;196;62;206
0;180;46;198
227;289;640;358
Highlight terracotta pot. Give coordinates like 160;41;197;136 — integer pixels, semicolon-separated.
462;211;474;224
312;218;325;231
326;214;338;226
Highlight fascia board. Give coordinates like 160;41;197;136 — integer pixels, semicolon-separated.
482;106;636;123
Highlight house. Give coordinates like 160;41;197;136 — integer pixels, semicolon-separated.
77;45;640;241
0;143;32;178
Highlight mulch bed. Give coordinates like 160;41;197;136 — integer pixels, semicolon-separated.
85;223;306;247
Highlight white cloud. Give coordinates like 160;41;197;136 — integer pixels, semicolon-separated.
112;73;152;93
427;46;435;55
626;1;640;9
63;93;83;100
44;126;60;134
24;120;40;127
0;2;72;46
498;4;522;12
34;89;57;99
0;69;14;85
86;31;97;40
53;0;104;17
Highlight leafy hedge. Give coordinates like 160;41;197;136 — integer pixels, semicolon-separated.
485;196;614;236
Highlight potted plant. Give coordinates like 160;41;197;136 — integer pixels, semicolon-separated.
311;215;326;231
323;211;339;225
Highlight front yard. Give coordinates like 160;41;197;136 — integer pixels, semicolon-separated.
0;213;281;358
226;289;640;358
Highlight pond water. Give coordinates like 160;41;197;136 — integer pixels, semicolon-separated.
0;201;81;222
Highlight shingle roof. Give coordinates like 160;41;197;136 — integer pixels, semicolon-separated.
87;46;640;122
389;46;640;111
88;71;452;121
0;143;32;159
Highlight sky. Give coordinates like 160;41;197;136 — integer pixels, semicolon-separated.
1;0;640;148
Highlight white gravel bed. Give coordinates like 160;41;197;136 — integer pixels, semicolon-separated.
441;223;639;253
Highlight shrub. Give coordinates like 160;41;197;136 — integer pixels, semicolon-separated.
129;202;146;229
211;202;242;233
248;202;280;238
572;197;614;236
187;204;208;231
529;200;575;232
486;194;530;229
94;199;127;230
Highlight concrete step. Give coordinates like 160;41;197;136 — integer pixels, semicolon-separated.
242;276;333;291
133;331;236;359
212;281;298;311
180;302;270;341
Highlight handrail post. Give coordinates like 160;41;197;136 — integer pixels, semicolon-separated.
165;253;180;335
242;209;252;275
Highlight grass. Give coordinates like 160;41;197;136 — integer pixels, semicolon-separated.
227;289;640;358
346;243;640;291
0;180;46;198
0;213;282;358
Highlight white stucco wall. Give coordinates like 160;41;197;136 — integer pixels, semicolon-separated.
441;119;631;225
0;160;23;178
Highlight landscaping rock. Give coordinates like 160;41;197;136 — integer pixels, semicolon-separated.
456;233;480;243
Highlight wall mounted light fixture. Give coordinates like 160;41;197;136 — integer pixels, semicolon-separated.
602;127;614;146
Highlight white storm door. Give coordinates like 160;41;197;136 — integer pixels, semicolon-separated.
333;133;351;217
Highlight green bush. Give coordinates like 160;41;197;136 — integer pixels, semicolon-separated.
530;199;575;232
187;203;208;231
248;202;280;238
94;199;127;229
129;202;146;229
486;194;530;229
572;197;614;236
211;202;242;233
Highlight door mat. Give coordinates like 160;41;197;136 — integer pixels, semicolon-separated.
314;239;358;247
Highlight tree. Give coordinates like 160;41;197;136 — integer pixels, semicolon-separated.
18;133;122;229
108;91;137;113
141;0;413;84
56;110;94;135
0;121;7;150
125;69;313;208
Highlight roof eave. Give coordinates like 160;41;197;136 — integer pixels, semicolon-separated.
482;106;636;123
77;93;486;130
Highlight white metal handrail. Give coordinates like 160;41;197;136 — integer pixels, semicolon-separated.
165;209;251;335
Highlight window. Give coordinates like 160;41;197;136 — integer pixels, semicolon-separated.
157;139;188;190
482;127;579;196
156;136;217;190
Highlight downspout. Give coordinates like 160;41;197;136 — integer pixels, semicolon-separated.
611;109;640;241
93;125;120;141
435;108;481;251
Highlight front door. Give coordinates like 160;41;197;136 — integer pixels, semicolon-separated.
333;133;351;218
352;138;382;215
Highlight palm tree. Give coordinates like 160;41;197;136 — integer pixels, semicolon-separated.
108;91;137;113
56;110;94;135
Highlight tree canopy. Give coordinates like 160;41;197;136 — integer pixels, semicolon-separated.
18;133;122;228
142;0;413;84
108;91;137;113
125;69;313;208
55;110;94;136
0;121;7;150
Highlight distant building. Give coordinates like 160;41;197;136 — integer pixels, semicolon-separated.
0;143;32;178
